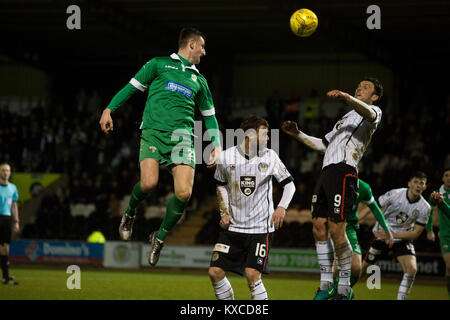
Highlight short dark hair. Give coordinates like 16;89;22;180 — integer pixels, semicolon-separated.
409;171;427;181
363;77;383;102
240;115;269;132
178;27;205;49
443;167;450;174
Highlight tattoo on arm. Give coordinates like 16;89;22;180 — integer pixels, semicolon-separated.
216;187;228;217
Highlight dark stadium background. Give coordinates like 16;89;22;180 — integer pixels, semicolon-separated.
0;0;449;265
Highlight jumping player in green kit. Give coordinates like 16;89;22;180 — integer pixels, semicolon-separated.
426;168;450;298
99;27;221;266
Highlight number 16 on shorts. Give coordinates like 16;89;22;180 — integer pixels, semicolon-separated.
255;243;266;257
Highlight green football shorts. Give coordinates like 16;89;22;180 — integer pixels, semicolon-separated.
439;234;450;255
346;223;361;256
139;128;196;168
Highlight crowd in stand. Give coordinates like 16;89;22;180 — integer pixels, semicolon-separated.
0;87;448;254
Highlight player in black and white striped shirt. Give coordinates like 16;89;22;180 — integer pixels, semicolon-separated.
362;171;431;300
208;116;295;300
282;77;384;300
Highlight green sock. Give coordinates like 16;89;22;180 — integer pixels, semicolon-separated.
126;182;149;217
156;195;187;241
446;276;450;298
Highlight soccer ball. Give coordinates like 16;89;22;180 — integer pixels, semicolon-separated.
290;8;318;37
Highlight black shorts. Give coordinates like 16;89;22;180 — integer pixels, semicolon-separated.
311;163;358;222
210;230;273;276
0;216;12;245
363;239;416;264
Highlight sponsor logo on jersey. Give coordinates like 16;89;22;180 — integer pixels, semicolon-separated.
240;175;256;196
165;65;178;70
165;81;193;98
213;243;230;253
258;162;268;172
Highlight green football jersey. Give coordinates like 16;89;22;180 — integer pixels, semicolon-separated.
129;53;215;134
347;179;388;230
427;185;450;237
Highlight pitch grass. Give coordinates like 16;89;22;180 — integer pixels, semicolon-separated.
0;265;447;300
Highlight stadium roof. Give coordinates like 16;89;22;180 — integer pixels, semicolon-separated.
1;0;449;72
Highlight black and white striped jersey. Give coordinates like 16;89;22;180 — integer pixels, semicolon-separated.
214;146;293;234
322;106;382;169
373;188;431;242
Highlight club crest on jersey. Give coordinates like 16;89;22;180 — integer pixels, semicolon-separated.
258;162;269;172
211;252;219;262
395;212;408;224
240;175;256;197
412;209;419;219
191;74;197;82
149;146;157;153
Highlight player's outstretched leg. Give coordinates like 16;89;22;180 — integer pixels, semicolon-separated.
148;194;187;266
119;212;136;241
313;239;337;299
313;238;336;299
148;231;164;266
313;218;336;300
119;181;151;240
120;159;159;240
330;222;353;300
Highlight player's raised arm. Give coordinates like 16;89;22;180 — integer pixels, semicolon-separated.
326;89;376;122
281;121;326;153
99;83;140;134
100;59;157;134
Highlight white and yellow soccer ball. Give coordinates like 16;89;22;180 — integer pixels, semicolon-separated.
290;8;318;37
